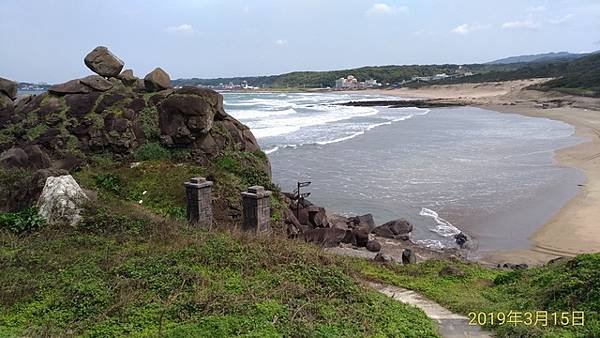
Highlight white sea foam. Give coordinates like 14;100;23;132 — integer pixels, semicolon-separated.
264;146;280;154
230;108;297;120
419;207;461;237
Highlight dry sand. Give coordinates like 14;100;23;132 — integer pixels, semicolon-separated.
359;80;600;265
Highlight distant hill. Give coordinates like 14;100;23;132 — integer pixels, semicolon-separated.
173;63;522;89
535;52;600;96
487;51;589;65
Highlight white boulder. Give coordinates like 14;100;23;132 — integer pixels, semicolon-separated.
37;175;89;227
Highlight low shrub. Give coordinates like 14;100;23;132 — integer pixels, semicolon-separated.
0;207;46;233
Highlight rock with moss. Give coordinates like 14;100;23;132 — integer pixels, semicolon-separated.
0;49;268;179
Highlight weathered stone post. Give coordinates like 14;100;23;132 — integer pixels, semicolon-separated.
241;186;271;233
184;177;213;226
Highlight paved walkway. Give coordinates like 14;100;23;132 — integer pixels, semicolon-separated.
368;282;493;338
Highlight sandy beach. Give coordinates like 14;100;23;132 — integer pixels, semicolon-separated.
360;80;600;265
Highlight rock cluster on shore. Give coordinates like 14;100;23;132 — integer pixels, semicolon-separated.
282;192;418;255
0;46;263;174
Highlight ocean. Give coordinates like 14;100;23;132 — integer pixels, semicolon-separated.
224;91;585;251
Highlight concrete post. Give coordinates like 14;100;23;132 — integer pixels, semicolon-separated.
184;177;213;226
241;185;271;233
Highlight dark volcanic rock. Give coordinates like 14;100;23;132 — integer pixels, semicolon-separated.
373;219;413;239
49;79;91;95
84;46;124;77
79;75;113;91
0;77;18;100
0;93;14;124
117;69;137;85
144;67;172;92
366;240;382;252
303;228;352;247
347;213;376;231
0;168;69;212
352;228;369;247
66;93;101;117
0;145;50;170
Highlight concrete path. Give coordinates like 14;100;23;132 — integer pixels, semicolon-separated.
368;282;493;338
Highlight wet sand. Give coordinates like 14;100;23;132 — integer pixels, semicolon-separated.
359;80;600;265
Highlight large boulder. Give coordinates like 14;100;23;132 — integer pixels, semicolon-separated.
37;175;89;227
0;168;68;212
84;46;124;77
303;228;353;247
347;213;376;231
372;219;413;239
79;75;113;92
49;79;91;95
144;67;172;92
0;145;51;170
0;77;18;100
402;249;416;264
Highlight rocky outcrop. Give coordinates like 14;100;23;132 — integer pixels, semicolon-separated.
37;175;89;227
0;46;264;172
84;46;124;77
0;77;18;100
144;67;172;92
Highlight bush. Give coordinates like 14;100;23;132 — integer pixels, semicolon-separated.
93;173;122;195
134;142;171;161
0;207;46;233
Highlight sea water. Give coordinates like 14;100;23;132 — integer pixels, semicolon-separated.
224;92;584;251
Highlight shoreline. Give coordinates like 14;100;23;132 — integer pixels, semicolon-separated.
353;80;600;265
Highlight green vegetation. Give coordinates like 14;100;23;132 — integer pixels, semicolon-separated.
173;64;523;88
0;207;46;234
354;256;599;337
134;142;171;161
0;218;439;337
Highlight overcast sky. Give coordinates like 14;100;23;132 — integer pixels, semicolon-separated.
1;0;599;83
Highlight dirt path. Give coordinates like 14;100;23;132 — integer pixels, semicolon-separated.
368;282;493;338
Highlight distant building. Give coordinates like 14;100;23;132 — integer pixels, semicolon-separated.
335;75;380;89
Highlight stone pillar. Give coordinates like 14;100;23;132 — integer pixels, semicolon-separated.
242;186;271;233
184;177;213;226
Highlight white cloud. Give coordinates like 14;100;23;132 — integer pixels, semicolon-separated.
274;39;288;45
450;23;489;35
549;13;574;24
502;19;541;29
366;3;408;15
165;24;195;34
526;5;546;12
451;24;470;35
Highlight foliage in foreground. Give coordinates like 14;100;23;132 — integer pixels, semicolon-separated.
0;215;439;337
355;254;600;338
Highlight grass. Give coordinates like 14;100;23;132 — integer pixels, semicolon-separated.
0;214;439;337
350;256;599;337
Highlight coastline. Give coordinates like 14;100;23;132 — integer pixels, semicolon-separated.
355;80;600;265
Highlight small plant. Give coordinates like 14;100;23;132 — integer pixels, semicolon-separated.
134;142;171;161
0;207;46;233
93;173;122;194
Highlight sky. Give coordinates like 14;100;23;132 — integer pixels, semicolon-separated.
1;0;599;83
